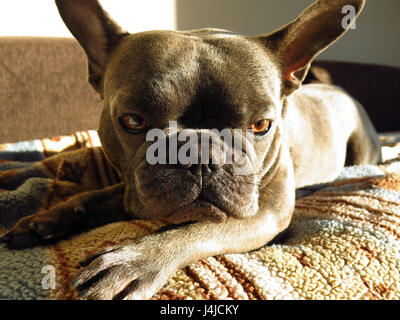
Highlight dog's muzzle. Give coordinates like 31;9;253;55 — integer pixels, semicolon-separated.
129;129;259;223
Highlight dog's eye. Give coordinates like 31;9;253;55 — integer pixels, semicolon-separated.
249;120;272;136
120;113;148;133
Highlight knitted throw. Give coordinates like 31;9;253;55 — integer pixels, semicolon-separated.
0;130;399;300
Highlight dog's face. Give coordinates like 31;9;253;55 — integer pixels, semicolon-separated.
98;31;283;223
56;0;365;223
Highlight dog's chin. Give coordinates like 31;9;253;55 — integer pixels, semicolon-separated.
129;152;260;223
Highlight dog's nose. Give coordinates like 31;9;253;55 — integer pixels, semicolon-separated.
181;162;222;176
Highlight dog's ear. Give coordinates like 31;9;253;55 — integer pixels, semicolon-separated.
254;0;365;95
55;0;128;93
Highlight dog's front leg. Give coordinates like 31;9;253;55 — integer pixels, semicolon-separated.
72;157;295;300
1;183;129;249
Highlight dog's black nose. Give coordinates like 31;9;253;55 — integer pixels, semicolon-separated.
181;162;222;176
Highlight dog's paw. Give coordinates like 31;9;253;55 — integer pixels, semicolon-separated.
1;214;62;249
72;239;179;300
0;205;82;249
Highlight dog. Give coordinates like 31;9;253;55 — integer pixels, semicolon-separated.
1;0;381;299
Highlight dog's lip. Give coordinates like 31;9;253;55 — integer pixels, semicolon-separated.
165;197;229;224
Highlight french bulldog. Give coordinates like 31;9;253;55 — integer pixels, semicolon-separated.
1;0;381;299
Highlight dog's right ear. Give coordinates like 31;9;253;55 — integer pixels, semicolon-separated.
253;0;365;96
55;0;128;93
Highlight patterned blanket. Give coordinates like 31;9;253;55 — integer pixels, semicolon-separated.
0;131;400;300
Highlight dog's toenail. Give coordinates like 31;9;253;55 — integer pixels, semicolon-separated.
79;289;91;299
71;277;81;288
74;206;85;214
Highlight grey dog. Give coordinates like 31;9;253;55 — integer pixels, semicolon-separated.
2;0;380;299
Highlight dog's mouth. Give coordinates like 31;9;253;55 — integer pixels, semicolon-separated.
130;138;259;223
164;196;229;224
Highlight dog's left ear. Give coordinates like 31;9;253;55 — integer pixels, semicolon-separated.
55;0;128;94
253;0;365;95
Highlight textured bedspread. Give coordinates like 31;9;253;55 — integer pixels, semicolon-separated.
0;131;399;300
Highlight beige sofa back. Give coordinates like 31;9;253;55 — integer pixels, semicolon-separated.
0;37;101;144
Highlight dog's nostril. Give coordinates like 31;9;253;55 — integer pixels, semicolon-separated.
180;162;192;169
202;164;212;176
188;163;201;176
209;163;222;171
186;163;221;176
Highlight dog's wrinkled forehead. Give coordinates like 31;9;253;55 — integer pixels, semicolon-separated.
104;31;281;129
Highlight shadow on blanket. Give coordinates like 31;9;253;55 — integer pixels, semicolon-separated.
1;130;400;300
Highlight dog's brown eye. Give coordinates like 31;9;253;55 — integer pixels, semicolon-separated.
120;113;148;133
249;120;272;135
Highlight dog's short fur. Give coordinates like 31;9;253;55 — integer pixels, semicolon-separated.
2;0;381;299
